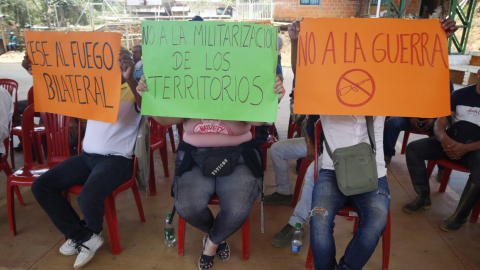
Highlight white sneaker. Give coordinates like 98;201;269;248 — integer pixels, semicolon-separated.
59;239;77;256
73;233;104;270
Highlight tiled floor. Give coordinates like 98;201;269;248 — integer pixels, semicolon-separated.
0;64;479;270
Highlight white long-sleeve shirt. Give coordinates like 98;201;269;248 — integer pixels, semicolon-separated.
320;115;386;178
0;86;13;156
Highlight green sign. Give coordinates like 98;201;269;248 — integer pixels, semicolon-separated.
141;21;279;122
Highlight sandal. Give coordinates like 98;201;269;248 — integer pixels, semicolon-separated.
198;254;214;270
216;241;230;261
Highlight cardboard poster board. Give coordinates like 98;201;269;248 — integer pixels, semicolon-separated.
141;21;279;122
293;18;451;118
24;31;121;124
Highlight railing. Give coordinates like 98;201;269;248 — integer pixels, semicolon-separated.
235;2;273;21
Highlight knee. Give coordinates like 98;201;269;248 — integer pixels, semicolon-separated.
310;206;335;232
405;140;422;160
31;176;49;197
77;188;104;209
175;199;206;220
270;142;283;157
361;209;388;237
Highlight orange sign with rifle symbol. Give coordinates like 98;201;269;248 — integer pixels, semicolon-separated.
293;18;451;118
336;69;375;107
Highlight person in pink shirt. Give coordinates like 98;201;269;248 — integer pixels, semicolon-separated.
137;72;284;270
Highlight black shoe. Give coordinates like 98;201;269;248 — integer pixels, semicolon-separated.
440;180;480;232
384;156;392;166
263;192;293;206
403;196;431;213
271;224;305;247
13;144;23;152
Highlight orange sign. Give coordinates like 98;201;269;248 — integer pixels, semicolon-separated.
293;18;451;118
24;31;121;124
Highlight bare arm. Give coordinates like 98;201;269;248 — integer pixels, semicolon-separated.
305;131;315;161
288;19;302;77
152;116;185;126
118;50;142;109
434;116;450;144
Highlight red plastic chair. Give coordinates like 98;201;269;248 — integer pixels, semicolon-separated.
260;123;278;171
400;129;432;154
177;195;250;261
178;123;184;142
292;158;312;208
1;131;25;207
10;87;46;167
148;118;169;196
165;125;177;153
65;157;146;255
7;105;53;236
287;115;302;139
306;120;391;270
425;159;480;223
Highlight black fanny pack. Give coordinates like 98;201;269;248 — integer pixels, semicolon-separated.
190;147;243;177
447;120;480;144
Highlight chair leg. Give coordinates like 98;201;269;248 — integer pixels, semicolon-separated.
353;217;359;234
401;131;410;155
178;216;186;256
168;127;176;154
131;182;146;222
104;196;122;255
293;159;311;208
7;184;17;236
241;217;250;261
14;186;25;206
439;168;453;193
178;124;184;142
10;134;15;169
262;148;267;171
160;145;169;177
149;151;157;196
305;245;314;270
470;201;480;223
382;210;391;270
426;160;436;180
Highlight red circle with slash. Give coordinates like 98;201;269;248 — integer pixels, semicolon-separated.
336;69;375;107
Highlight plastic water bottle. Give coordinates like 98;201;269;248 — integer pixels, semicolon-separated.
164;212;176;247
291;223;303;256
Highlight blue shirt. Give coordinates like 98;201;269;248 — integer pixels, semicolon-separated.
276;63;282;75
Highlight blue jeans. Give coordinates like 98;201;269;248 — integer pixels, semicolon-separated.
310;170;390;270
31;152;134;244
173;150;262;245
383;117;410;157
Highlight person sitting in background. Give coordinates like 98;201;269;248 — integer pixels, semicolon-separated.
7;32;17;51
132;45;143;81
136;65;285;270
0;85;14;160
383;81;455;166
403;71;480;232
24;46;142;269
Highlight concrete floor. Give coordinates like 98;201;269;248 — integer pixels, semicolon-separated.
0;64;479;270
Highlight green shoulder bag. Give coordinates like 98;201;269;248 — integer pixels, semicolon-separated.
324;116;378;196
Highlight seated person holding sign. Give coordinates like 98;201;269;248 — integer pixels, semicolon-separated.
403;71;480;232
23;46;142;269
136;73;285;269
289;17;457;269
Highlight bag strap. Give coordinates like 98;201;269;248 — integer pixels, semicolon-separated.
324;116;376;159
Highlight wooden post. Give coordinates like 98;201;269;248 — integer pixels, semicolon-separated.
89;3;94;31
0;7;7;52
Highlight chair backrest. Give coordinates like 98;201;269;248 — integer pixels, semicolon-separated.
269;123;275;136
27;86;34;106
20;104;36;166
314;119;323;181
0;79;19;127
40;112;71;161
250;125;255;139
148;117;166;143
